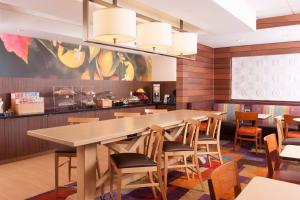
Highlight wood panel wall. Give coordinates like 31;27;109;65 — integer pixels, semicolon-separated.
214;41;300;102
177;44;214;109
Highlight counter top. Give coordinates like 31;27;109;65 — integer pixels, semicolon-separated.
0;102;176;119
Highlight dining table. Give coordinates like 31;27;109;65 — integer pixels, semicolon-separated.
280;144;300;161
236;176;300;200
27;109;209;200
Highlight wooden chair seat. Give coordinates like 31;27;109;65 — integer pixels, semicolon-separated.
56;146;76;154
110;153;156;168
237;127;262;136
273;170;300;184
282;138;300;146
163;141;193;152
286;131;300;138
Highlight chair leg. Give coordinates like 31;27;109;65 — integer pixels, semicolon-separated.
217;142;223;164
255;136;258;154
259;133;263;149
234;134;238;151
68;157;72;182
164;153;168;190
116;170;122;200
183;155;190;180
54;153;59;190
110;163;114;199
157;167;167;200
194;151;205;191
96;158;101;179
206;144;212;167
148;172;157;199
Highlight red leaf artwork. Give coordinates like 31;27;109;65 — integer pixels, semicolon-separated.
0;33;32;64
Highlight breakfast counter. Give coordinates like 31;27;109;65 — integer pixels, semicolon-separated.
0;102;175;163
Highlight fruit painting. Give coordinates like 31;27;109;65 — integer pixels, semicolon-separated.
0;33;152;81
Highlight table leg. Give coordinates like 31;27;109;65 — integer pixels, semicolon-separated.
77;144;97;200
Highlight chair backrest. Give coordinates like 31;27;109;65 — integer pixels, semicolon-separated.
67;117;99;124
206;114;223;140
114;112;141;118
284;114;300;137
145;109;168;114
235;111;258;128
208;160;241;200
145;125;165;164
275;118;285;151
183;118;200;147
264;134;280;178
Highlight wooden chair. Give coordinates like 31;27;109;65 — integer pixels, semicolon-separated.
114;112;141;118
264;134;300;184
145;108;168;114
163;118;204;190
196;114;223;167
276;118;300;151
109;125;167;200
234;112;262;154
54;117;100;189
284;115;300;138
208;160;241;200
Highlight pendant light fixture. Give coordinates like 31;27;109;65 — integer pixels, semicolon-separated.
169;20;197;56
136;22;172;52
93;0;136;44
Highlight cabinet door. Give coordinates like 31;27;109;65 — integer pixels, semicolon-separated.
5;116;48;159
27;116;49;153
5;118;27;158
0;119;7;160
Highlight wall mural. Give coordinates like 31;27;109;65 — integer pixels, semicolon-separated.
232;54;300;101
0;33;152;81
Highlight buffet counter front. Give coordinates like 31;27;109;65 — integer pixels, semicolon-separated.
0;103;175;163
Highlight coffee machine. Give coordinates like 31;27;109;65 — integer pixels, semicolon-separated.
152;84;160;102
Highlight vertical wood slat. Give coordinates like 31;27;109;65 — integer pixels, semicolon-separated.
176;44;214;110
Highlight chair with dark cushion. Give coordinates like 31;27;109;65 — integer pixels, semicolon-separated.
196;114;223;167
264;134;300;184
109;125;167;200
234;112;262;154
163;118;204;190
284;115;300;138
54;117;100;190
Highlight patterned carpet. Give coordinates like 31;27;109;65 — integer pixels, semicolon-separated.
27;141;300;200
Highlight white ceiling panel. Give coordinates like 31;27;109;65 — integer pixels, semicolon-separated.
248;0;293;18
198;24;300;48
287;0;300;13
126;0;256;34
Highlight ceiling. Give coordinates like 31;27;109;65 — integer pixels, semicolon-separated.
250;0;300;18
0;0;300;48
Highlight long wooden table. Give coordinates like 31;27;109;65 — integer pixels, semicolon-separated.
236;176;300;200
27;109;208;200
